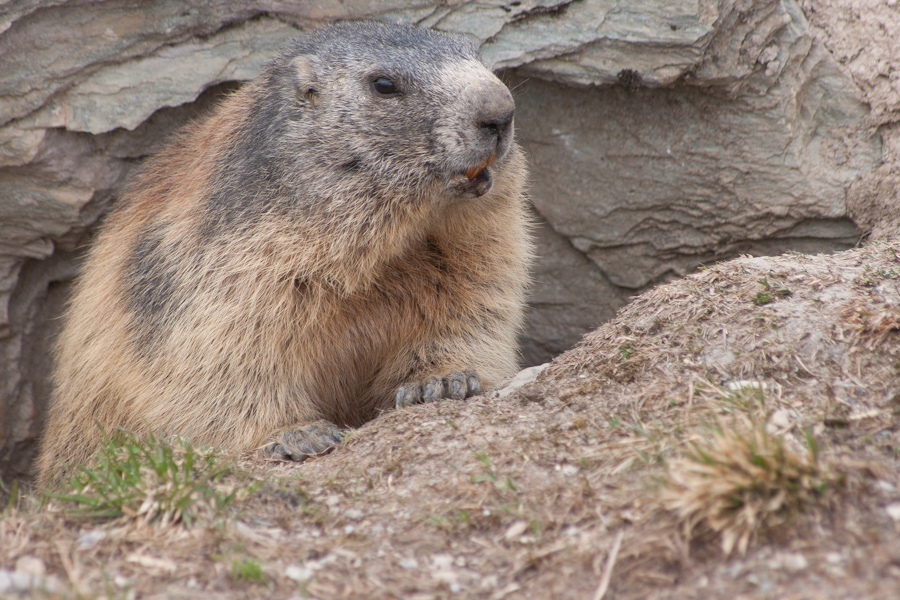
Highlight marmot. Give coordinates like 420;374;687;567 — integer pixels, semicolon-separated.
36;20;531;485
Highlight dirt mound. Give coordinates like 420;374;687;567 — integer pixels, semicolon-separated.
2;242;899;599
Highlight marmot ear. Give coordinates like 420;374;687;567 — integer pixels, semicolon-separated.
291;56;320;107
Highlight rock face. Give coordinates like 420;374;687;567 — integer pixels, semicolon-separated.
0;0;894;481
799;0;900;242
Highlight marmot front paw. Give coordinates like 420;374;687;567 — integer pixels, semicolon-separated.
261;420;343;462
395;370;482;408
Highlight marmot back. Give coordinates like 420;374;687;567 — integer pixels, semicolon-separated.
37;21;531;485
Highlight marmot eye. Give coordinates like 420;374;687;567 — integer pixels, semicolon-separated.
372;77;400;97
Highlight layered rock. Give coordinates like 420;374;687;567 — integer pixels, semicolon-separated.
0;0;891;480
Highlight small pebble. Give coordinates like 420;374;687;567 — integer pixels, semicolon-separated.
769;552;808;572
8;570;32;592
344;508;364;520
504;521;528;541
14;557;44;578
432;554;453;569
285;565;314;582
769;409;793;430
877;480;896;493
77;529;108;549
0;571;12;594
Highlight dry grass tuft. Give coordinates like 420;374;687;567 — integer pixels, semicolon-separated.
662;416;838;557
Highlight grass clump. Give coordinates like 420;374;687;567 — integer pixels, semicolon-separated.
231;557;266;583
50;429;257;526
663;420;837;556
754;278;792;306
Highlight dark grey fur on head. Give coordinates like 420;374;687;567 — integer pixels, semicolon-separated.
284;21;482;70
203;20;515;236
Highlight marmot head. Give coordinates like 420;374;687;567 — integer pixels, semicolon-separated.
229;21;517;210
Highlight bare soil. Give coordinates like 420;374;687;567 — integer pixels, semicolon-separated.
3;241;899;599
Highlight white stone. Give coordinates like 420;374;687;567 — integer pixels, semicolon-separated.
492;363;549;399
0;571;12;594
285;565;314;583
885;502;900;522
14;557;44;578
77;529;109;549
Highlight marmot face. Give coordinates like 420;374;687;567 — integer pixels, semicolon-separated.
242;21;516;206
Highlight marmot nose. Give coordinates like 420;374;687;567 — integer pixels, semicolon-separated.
478;108;514;141
475;83;516;143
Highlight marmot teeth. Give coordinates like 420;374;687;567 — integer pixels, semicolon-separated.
465;151;497;180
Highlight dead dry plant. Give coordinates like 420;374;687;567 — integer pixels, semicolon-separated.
662;416;838;556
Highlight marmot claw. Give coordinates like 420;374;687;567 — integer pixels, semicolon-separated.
261;420;343;462
395;370;482;408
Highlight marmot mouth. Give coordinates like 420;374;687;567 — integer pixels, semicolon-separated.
465;152;496;181
452;152;496;198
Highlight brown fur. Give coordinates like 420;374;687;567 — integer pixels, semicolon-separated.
36;22;531;486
